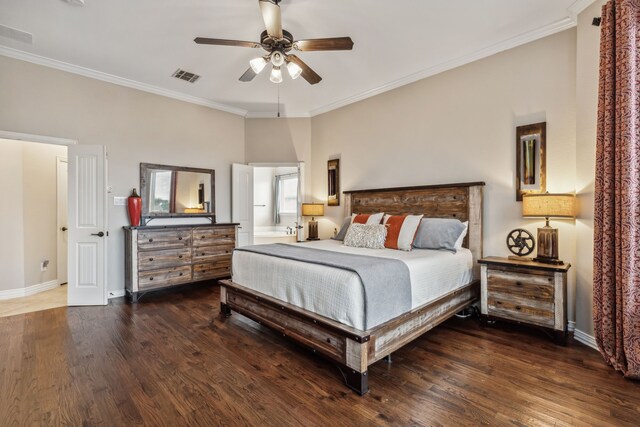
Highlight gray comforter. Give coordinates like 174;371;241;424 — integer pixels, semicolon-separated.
234;243;412;329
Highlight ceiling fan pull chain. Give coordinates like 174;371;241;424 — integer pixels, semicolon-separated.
277;85;281;118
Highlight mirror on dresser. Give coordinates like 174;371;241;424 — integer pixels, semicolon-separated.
140;163;215;225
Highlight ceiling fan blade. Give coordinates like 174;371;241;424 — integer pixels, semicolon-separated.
287;55;322;85
259;0;283;39
239;67;258;82
294;37;354;51
194;37;261;48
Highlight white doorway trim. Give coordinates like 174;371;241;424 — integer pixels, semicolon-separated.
0;130;77;146
56;156;69;285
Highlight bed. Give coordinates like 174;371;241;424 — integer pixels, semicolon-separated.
220;182;484;394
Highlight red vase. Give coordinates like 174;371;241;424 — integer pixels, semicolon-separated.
127;188;142;227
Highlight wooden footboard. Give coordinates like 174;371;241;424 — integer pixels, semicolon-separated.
220;279;479;395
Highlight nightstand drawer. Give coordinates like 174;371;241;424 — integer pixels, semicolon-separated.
487;270;554;302
488;296;554;327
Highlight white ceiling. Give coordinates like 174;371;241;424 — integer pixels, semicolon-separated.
0;0;592;117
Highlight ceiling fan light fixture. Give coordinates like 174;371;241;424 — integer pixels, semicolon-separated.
249;57;268;74
270;66;283;83
270;51;285;67
287;61;302;80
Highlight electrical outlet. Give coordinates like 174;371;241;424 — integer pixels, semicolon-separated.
41;260;49;271
114;196;127;206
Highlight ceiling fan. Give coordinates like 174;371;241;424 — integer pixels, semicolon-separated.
194;0;354;85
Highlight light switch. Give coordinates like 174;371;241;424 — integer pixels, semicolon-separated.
114;196;127;206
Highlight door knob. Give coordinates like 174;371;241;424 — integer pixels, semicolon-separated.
61;227;68;232
91;232;105;237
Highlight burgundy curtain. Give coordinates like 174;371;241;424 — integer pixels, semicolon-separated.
593;0;640;379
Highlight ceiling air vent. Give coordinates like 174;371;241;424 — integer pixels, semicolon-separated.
172;69;200;83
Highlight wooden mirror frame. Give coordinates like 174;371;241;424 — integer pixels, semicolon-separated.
140;163;216;225
328;159;340;206
516;122;546;201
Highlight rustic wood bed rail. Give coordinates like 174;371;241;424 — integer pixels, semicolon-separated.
220;181;485;395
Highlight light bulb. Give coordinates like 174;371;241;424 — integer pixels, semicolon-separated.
271;51;285;67
249;57;267;74
270;66;283;83
287;61;302;80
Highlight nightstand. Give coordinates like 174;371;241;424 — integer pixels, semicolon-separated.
478;256;571;345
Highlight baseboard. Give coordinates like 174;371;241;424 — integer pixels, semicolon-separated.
568;320;575;332
573;328;599;351
108;289;126;299
0;279;60;300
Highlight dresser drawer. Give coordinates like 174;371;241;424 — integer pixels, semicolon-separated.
138;248;192;271
138;230;191;250
193;260;231;281
138;265;192;290
192;227;235;247
487;269;554;302
193;246;233;262
487;296;554;328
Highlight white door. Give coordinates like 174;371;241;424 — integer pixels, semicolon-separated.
296;161;305;242
67;145;108;306
56;157;68;285
232;163;254;247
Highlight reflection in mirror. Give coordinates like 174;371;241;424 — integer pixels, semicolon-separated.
140;163;215;224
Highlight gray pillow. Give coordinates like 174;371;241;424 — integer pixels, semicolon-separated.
343;224;387;249
332;216;352;241
412;218;466;252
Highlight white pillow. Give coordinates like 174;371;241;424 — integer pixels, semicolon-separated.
454;221;469;249
351;212;384;225
343;224;387;249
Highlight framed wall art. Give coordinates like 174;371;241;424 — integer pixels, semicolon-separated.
516;122;546;201
327;158;340;206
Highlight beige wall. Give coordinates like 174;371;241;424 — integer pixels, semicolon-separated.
575;0;606;336
0;55;245;293
0;140;25;291
0;139;66;292
22;142;67;287
310;30;579;320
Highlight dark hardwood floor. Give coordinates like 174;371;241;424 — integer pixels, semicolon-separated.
1;283;638;426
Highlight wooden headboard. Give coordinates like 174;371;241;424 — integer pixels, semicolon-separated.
343;182;485;278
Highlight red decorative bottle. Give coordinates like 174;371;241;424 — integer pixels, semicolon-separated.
127;188;142;227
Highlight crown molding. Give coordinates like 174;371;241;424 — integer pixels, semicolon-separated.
245;111;310;119
568;0;600;20
309;17;576;117
0;45;248;117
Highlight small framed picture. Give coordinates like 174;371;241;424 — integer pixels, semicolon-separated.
328;159;340;206
516;122;546;201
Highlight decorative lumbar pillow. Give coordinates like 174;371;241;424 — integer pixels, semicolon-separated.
332;216;352;241
351;212;384;225
343;224;387;249
412;218;467;252
383;214;424;251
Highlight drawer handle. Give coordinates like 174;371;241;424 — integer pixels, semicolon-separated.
225;250;229;254
179;255;183;259
202;253;205;256
496;301;502;305
149;277;153;281
515;282;522;287
179;272;183;276
178;237;183;240
201;236;205;239
149;238;153;242
515;305;522;311
149;258;154;261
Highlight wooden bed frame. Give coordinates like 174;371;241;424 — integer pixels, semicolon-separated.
220;182;484;395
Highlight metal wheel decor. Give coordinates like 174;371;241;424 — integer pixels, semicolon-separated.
506;228;535;257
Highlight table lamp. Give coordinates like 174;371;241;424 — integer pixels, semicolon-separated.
301;203;324;241
522;193;575;264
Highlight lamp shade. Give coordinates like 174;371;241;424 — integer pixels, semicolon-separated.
522;193;575;218
301;203;324;217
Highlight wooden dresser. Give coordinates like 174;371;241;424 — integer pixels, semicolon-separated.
478;256;571;344
124;223;237;302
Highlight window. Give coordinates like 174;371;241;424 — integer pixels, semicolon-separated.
278;175;298;214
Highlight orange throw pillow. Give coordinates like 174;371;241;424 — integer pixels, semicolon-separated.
383;214;424;251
